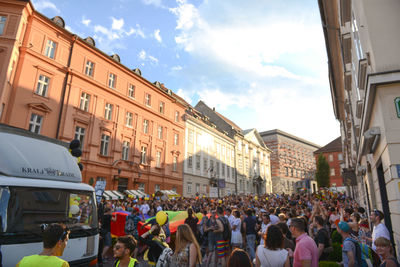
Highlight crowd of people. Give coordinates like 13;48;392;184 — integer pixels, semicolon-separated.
15;192;399;267
95;192;399;267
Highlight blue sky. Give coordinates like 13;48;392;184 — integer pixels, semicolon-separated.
32;0;340;146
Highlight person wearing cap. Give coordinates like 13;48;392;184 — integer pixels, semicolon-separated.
17;223;70;267
369;210;391;252
337;221;360;267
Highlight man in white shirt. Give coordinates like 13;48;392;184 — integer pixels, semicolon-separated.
225;208;235;228
139;200;150;217
369;209;391;251
259;212;271;246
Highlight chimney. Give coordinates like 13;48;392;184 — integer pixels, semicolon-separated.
212;107;215;111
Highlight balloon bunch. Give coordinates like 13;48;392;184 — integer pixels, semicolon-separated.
69;139;83;171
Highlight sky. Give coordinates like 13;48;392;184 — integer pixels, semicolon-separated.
32;0;340;146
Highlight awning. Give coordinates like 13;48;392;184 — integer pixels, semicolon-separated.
103;190;118;200
124;189;146;198
161;190;180;198
112;190;125;199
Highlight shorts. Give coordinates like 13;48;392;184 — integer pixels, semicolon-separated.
208;235;216;251
216;240;229;258
104;232;112;247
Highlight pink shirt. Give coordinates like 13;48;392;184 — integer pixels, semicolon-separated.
293;233;318;267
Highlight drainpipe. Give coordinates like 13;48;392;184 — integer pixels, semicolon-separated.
56;34;77;139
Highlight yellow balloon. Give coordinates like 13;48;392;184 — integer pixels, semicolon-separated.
145;197;149;200
255;196;258;200
156;211;168;226
218;200;222;204
152;194;155;197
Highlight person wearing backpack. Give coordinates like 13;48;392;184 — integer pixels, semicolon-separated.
215;206;231;267
338;221;362;267
312;215;331;261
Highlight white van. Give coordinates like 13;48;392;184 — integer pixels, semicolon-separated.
0;124;99;266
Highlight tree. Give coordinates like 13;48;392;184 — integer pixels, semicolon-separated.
316;154;330;188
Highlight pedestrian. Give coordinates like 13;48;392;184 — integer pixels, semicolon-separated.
102;207;117;261
216;206;231;267
312;215;331;261
204;209;218;266
337;221;361;267
255;225;290;267
227;248;253;267
184;207;199;240
16;223;70;267
374;237;400;267
169;224;202;267
258;212;271;246
289;217;318;267
368;210;391;252
231;210;243;249
243;208;257;261
139;224;169;266
113;235;139;267
124;207;142;258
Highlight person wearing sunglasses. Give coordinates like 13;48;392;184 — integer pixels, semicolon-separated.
113;235;138;267
17;223;70;267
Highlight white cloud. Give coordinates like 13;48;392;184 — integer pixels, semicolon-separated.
82;16;91;26
32;0;60;13
154;29;162;43
111;17;124;30
138;50;159;65
176;88;193;104
171;65;183;71
141;0;167;9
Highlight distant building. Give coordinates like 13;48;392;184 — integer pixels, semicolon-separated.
0;0;185;194
314;137;345;190
195;101;272;195
259;129;320;194
183;107;236;197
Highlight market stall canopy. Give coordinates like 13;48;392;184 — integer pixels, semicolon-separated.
103;190;120;200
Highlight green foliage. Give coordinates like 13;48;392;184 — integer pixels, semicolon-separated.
331;230;342;243
316;154;330;188
319;261;341;267
328;242;343;262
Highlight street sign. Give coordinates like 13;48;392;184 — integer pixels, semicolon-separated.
209;187;218;198
395;97;400;118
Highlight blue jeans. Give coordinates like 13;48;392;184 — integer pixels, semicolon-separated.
246;234;256;260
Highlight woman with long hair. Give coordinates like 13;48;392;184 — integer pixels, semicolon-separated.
375;237;400;267
170;224;202;267
255;225;290;267
231;210;243;249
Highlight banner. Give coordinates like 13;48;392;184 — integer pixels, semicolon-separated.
209;187;218;198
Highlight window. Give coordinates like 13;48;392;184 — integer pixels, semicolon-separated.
338;153;343;161
128;84;135;98
238;140;242;151
173;156;178;171
44;39;56;59
221;163;225;176
227;166;230;178
126;112;133;127
155;184;160;192
203;184;207;194
216;162;220;176
188;130;194;143
85;60;94;77
172;187;177;193
187;182;192;194
143;119;149;134
203;158;208;172
104;103;113;120
196;155;201;170
157;126;163;139
245;144;249;154
35;75;50;97
210;160;214;173
140;146;147;164
100;134;110;156
80;92;90;112
156;151;162;168
174;111;180;122
188;153;193;169
330;168;335;176
195;183;200;193
74;126;85;148
145;93;151;106
253;148;257;157
122;141;130;160
159;102;165;114
138;183;145;192
290;168;294;177
29;113;42;134
329;154;333;162
108;73;116;89
174;133;179;145
0;16;6;35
